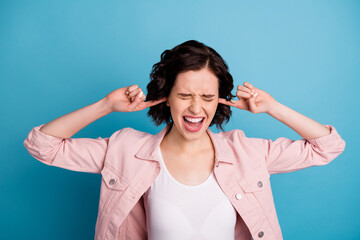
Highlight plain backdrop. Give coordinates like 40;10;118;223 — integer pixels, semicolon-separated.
1;0;359;239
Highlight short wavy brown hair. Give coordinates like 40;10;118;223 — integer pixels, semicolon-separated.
146;40;235;131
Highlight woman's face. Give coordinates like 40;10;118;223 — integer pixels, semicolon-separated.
166;67;219;141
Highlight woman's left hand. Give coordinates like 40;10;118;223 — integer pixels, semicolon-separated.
218;82;278;114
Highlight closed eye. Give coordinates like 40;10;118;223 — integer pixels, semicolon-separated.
202;95;215;102
177;93;215;102
177;93;191;100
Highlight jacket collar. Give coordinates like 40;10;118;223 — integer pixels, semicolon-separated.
135;125;234;165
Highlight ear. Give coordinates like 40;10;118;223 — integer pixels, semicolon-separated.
166;100;170;106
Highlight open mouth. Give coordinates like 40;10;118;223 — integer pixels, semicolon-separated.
183;116;205;132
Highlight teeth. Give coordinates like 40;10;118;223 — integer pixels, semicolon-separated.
184;117;203;123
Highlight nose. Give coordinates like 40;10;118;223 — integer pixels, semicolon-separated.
189;98;202;114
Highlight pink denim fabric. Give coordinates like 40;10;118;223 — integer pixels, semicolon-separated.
24;124;345;240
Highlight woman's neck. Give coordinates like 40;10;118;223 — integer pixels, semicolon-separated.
161;126;213;155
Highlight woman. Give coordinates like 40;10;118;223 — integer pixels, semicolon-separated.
24;40;346;240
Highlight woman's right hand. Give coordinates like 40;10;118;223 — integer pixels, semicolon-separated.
105;84;167;112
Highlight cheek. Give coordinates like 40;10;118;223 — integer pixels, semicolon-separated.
206;102;218;116
169;102;184;119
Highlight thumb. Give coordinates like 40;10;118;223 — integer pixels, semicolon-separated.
248;93;258;113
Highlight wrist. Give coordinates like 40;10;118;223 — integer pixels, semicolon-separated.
266;100;283;117
99;97;115;115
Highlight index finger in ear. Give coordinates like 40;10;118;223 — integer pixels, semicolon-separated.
218;98;237;107
144;97;167;108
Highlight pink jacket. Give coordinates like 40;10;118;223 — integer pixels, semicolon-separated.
24;124;345;240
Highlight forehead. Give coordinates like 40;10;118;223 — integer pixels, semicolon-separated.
172;68;219;93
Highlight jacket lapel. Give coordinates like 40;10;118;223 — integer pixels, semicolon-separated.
206;128;235;165
135;125;171;161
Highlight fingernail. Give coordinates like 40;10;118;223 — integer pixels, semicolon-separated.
139;91;143;98
253;92;258;97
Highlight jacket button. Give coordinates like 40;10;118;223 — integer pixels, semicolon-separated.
235;193;242;200
257;181;263;188
109;179;115;185
258;231;264;238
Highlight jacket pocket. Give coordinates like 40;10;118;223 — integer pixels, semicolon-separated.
241;173;269;193
242;173;280;236
240;173;273;213
99;166;128;214
101;167;127;191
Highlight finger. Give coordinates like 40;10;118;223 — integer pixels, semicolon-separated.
237;85;253;95
128;91;143;111
137;91;148;104
130;90;143;102
128;88;142;99
139;97;167;110
127;84;139;93
236;90;252;99
243;82;256;92
247;92;258;113
218;98;237;107
140;91;146;101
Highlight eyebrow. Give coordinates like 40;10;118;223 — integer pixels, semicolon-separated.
177;93;215;98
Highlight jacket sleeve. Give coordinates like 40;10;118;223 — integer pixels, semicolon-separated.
263;125;346;175
23;124;111;174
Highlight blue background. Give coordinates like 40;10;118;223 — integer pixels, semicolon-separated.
1;0;359;239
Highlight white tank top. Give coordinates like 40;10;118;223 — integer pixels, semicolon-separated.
143;147;237;240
